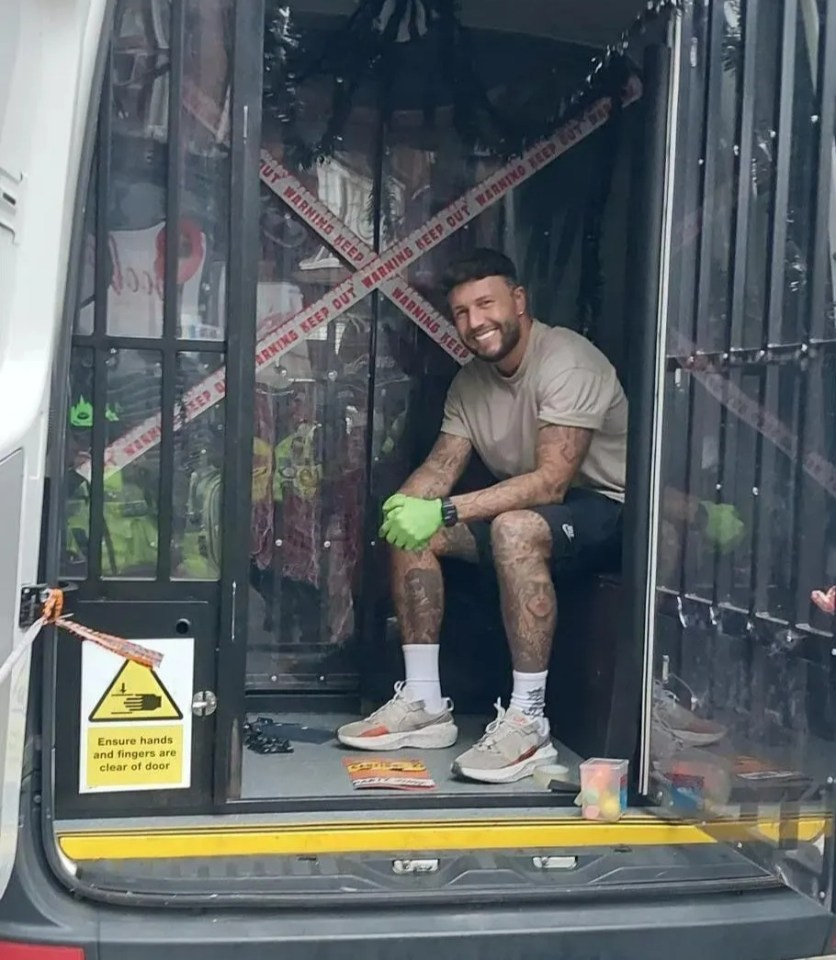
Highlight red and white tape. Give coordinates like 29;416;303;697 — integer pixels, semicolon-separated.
669;331;836;500
95;76;642;475
258;152;470;364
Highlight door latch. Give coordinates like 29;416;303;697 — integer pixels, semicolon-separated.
192;690;217;717
18;583;76;628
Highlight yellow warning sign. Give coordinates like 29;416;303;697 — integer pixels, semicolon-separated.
86;724;184;789
89;659;183;723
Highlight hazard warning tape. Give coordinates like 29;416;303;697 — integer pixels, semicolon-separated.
250;76;640;369
669;331;836;501
0;589;162;688
258;152;469;365
189;72;469;364
92;76;642;476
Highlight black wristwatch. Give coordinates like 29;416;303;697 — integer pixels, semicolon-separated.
440;497;458;528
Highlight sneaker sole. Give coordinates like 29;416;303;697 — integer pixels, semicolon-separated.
674;729;726;747
337;722;459;751
452;742;558;784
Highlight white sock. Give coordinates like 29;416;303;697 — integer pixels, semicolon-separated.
510;670;548;718
402;644;444;713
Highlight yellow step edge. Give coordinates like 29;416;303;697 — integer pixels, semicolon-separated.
58;813;829;861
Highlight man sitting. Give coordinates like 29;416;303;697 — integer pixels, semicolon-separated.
337;248;628;783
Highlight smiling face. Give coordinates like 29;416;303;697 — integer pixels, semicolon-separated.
448;275;529;369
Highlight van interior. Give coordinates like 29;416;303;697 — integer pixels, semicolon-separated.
44;0;835;905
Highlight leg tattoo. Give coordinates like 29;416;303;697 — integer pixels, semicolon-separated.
396;561;443;646
390;523;478;646
491;511;556;673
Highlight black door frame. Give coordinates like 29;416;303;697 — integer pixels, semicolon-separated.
212;0;264;805
41;0;265;819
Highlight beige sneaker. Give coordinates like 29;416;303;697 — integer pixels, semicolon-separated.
452;702;557;784
337;682;458;751
652;680;727;748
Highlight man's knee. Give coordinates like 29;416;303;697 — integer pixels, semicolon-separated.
388;524;478;564
428;524;479;563
490;509;552;561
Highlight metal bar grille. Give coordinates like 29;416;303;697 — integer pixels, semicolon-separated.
728;0;758;352
157;0;186;583
715;0;760;614
807;0;836;345
766;0;798;349
356;97;388;687
663;0;836;646
88;55;113;584
73;335;224;354
672;1;710;643
752;0;798;617
787;0;836;628
680;0;728;605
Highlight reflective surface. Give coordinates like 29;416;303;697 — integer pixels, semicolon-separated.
177;0;233;340
650;0;836;907
245;39;379;689
171;352;226;580
106;0;172;339
61;349;95;579
67;0;233;584
103;349;163;580
243;2;612;692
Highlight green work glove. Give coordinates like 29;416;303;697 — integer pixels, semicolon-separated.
379;496;443;550
382;492;408;515
699;501;745;553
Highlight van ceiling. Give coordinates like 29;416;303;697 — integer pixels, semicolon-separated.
292;0;651;47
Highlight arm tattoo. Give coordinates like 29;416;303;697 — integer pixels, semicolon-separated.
399;433;472;499
432;523;479;563
452;424;592;523
537;423;593;487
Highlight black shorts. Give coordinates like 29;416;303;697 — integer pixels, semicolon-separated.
467;487;623;578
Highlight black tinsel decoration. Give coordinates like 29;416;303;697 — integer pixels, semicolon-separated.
263;0;684;168
374;0;437;43
721;0;742;74
263;6;303;132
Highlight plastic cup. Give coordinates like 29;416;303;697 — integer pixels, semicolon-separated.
579;758;628;821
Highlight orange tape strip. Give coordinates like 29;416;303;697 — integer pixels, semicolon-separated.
42;589;163;669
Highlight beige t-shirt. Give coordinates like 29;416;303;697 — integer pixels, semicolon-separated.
441;321;628;502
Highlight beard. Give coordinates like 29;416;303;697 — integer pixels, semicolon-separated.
465;315;522;363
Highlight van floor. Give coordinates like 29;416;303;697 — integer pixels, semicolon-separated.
242;711;583;800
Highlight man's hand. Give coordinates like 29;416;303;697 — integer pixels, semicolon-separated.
380;496;443;550
812;586;836;614
382;493;408;515
699;501;745;553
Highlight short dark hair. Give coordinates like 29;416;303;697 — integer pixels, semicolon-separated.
440;248;519;297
